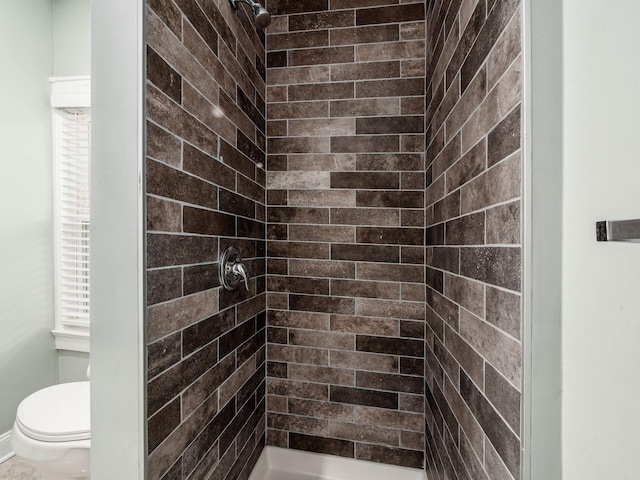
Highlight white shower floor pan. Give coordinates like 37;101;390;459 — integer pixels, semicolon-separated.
249;447;427;480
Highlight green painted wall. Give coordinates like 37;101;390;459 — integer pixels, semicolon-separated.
0;0;57;435
54;0;91;76
0;0;91;437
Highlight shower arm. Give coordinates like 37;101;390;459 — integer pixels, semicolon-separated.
230;0;258;9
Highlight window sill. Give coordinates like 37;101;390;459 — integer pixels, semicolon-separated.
52;329;90;353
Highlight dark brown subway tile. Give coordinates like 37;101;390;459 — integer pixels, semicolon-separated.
183;206;236;236
356;153;424;171
147;234;219;269
331;244;400;263
445;273;484;317
330;98;400;118
331;386;398;410
146;83;218;158
356;78;424;98
430;246;460;274
331;208;400;227
331;135;400;154
147;267;182;306
268;345;329;367
267;51;288;68
330;315;399;337
356;371;423;394
331;422;399;447
289;329;354;350
218;139;256;182
287;398;354;421
289;225;355;243
289;82;354;101
268;31;329;51
289;10;355;31
147;289;219;343
433;191;461;223
147;0;182;39
486;286;521;339
331;61;400;82
147;45;182;104
446;212;485;246
331;172;399;189
289;46;355;66
356;336;424;357
486;201;520;245
148;332;181;379
445;138;487;194
289;433;355;458
268;101;329;120
268;241;330;259
488;104;521;168
331;279;399;300
356;191;423;208
460;0;520;92
268;137;331;154
485;363;521;434
330;350;398;374
268;275;330;296
289;294;355;315
356;227;424;246
333;25;400;46
460;372;520;478
356;444;423;469
148;398;181;454
460;247;521;291
460;153;521;214
183;143;236;191
288;259;355;279
147;159;218;209
147;121;181;167
267;0;328;15
356;4;425;26
182;308;235;356
356;116;424;135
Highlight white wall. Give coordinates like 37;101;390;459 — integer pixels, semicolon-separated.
54;0;91;76
0;0;57;435
90;0;146;477
0;0;91;440
562;1;640;478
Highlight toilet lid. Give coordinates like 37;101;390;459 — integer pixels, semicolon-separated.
16;382;90;442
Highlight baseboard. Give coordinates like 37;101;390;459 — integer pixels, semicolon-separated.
0;430;14;464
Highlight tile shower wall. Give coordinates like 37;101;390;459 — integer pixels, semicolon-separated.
264;0;427;469
144;0;267;478
424;0;523;479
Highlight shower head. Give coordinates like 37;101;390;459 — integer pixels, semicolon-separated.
229;0;272;29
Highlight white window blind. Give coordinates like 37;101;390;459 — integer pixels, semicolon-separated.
53;107;91;333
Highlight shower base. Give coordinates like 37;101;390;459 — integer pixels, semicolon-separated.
249;446;427;480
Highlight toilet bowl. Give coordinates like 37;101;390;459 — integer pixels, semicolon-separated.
11;381;90;480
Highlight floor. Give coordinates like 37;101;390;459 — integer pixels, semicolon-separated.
0;456;40;480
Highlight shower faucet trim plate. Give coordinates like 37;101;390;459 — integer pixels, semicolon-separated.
220;246;250;291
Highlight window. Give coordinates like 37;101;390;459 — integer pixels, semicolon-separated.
51;77;91;352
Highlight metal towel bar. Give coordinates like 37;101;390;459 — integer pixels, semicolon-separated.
596;219;640;243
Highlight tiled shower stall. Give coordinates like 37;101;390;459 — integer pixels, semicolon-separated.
144;0;523;479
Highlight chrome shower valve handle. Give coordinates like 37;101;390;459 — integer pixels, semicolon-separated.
231;261;249;291
220;247;250;291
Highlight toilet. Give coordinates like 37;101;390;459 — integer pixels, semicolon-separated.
11;381;91;479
